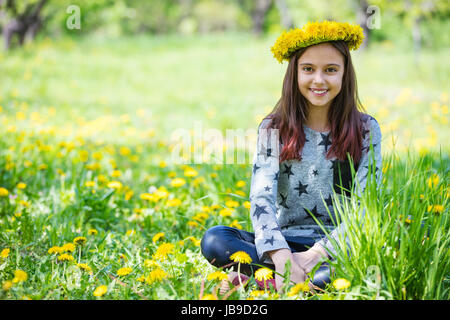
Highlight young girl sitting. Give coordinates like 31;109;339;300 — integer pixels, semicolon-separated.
201;20;383;292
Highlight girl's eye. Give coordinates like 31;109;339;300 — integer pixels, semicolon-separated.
326;68;337;72
303;67;313;72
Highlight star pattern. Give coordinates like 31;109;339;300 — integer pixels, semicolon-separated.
318;133;332;152
282;163;294;179
294;180;308;197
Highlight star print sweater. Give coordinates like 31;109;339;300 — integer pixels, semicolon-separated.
249;113;383;263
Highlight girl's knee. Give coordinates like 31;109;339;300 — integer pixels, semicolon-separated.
200;225;233;266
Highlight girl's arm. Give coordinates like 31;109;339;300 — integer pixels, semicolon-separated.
249;118;290;264
314;116;383;258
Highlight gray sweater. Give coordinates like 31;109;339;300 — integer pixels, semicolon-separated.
249;113;383;263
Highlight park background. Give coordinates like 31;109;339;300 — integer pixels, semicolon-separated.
0;0;448;300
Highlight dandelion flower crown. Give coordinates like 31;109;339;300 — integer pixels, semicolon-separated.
271;20;365;63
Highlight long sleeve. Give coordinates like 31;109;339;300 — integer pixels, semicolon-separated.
249;119;290;263
315;116;383;257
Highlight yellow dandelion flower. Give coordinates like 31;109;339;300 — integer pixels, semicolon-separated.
111;170;121;177
126;229;135;236
201;294;217;300
219;207;234;217
188;221;199;228
93;285;107;297
236;180;246;188
62;243;76;252
146;268;168;284
427;174;440;188
166;198;182;207
58;253;75;262
12;270;28;283
153;243;175;261
88;228;98;236
243;201;251;209
84;181;95;188
76;263;92;272
2;280;13;291
158;161;167;168
207;271;228;281
229;220;243;230
230;251;252;264
117;267;132;276
287;282;310;296
48;246;63;255
0;187;9;197
73;236;87;246
200;206;211;213
16;182;26;189
254;268;273;282
333;278;351;290
144;259;160;269
152;232;165;243
249;290;265;297
107;181;122;189
184;168;198;177
225;200;239;208
137;275;146;283
170;178;186;187
0;248;10;259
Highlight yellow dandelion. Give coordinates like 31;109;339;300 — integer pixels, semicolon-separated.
166;198;182;207
184;168;198;177
117;267;132;276
136;275;146;283
93;285;107;297
229;219;243;230
333;278;351;290
62;243;75;252
230;251;252;264
427;174;440;188
76;263;92;272
0;248;10;259
84;181;96;187
0;187;9;197
111;170;121;177
201;294;218;300
158;161;167;168
236;180;246;188
243;201;251;209
107;181;122;189
219;207;234;217
88;228;98;236
254;268;273;282
170;178;186;187
146;268;168;284
12;270;28;283
207;271;228;281
152;232;165;243
144;259;160;269
2;280;13;291
48;246;63;255
287;282;310;296
58;253;75;262
16;182;26;190
225;200;239;208
153;243;175;261
73;236;87;246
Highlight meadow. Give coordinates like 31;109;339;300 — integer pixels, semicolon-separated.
0;32;448;300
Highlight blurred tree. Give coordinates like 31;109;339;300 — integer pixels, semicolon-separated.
0;0;47;50
370;0;450;53
239;0;293;35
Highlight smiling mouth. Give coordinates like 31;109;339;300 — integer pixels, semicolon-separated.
310;88;328;95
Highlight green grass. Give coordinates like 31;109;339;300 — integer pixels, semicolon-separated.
0;33;448;300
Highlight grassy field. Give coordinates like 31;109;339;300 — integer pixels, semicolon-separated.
0;32;448;300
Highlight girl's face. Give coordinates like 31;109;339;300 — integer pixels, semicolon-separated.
297;43;345;111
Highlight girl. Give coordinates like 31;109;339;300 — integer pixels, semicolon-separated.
200;21;383;291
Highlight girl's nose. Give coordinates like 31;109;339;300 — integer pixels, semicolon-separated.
313;71;325;84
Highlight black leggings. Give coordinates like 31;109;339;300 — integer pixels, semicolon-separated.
200;225;331;288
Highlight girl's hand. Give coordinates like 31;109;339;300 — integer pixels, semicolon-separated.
268;248;307;290
292;243;328;274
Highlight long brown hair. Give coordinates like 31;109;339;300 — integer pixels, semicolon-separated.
265;40;366;166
